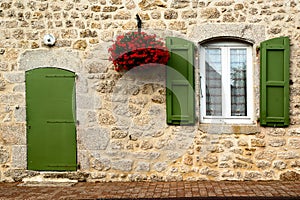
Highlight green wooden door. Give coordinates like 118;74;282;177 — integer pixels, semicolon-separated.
26;68;77;171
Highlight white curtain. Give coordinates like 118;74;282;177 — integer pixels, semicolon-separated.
230;49;247;116
205;48;222;116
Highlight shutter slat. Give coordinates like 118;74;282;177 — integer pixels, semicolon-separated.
260;37;290;127
166;37;195;125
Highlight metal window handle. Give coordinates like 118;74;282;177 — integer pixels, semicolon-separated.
200;76;203;98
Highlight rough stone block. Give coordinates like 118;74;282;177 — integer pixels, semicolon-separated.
73;40;87;50
273;160;287;170
14;106;26;122
0;124;26;145
76;94;95;110
111;127;128;139
13;84;25;92
91;5;101;12
151;11;161;19
78;128;110;150
256;160;271;169
153;162;167;172
140;140;153;150
255;150;277;161
288;138;300;149
171;0;190;8
12;145;26;168
76;77;88;94
113;10;131;20
103;6;118;12
203;154;218;164
267;128;286;136
111;159;133;171
268;138;286;147
3;169;39;182
164;10;178;19
84;60;109;74
169;21;186;31
183;155;194;165
77;110;98;127
201;8;220;19
288;128;300;136
280;171;300;181
244;171;262;180
182;10;197;19
200;167;219;177
132;152;160;160
127;174;146;181
251;138;266;147
77;150;90;170
291;160;300;167
139;0;166;10
96;80;115;93
92;157;111;171
0;146;9;164
0;79;6;91
19;49;81;72
126;0;136;10
110;141;124;150
0;94;25;105
219;162;230;168
236;156;253;164
263;170;275;179
0;62;9;71
237;139;248;146
151;95;165;104
232;160;249;169
135;162;150;172
98;112;116;125
221;170;235;179
277;151;299;160
215;0;234;6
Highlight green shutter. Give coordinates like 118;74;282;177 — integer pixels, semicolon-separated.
166;37;195;125
260;37;290;127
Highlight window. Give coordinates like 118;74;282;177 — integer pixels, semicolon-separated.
200;41;253;124
166;36;289;126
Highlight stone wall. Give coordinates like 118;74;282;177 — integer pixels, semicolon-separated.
0;0;300;182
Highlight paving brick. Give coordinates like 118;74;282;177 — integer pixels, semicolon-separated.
0;181;300;199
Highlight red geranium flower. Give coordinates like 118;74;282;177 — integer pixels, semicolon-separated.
108;32;170;72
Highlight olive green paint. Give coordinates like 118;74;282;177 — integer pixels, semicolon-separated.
260;37;290;127
26;68;77;171
166;37;195;125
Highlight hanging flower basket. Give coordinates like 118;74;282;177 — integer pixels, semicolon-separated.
108;32;170;72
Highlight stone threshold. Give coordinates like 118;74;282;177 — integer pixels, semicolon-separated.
18;173;78;187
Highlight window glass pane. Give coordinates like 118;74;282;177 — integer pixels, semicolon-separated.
205;48;222;116
230;48;247;116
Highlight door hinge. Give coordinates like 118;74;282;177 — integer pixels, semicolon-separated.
46;120;75;123
45;75;76;78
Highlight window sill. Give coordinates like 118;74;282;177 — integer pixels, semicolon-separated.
200;117;254;124
198;123;260;134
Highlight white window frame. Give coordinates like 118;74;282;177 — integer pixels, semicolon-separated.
199;41;254;124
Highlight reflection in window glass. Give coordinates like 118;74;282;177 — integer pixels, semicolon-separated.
230;49;247;116
205;48;222;116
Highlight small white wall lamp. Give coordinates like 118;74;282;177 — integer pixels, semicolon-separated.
43;34;56;46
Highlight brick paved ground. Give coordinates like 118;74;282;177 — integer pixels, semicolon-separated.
0;181;299;200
